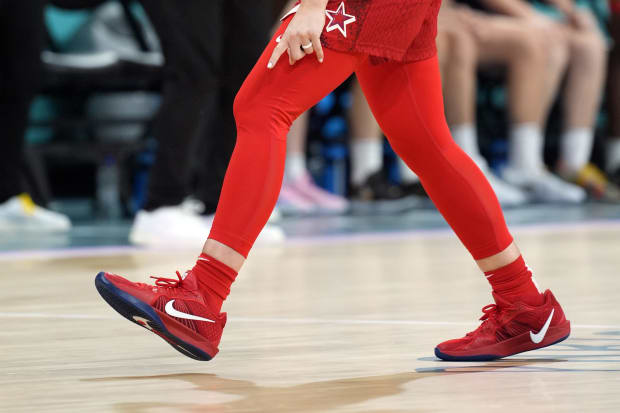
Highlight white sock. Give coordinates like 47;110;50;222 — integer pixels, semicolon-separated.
398;157;419;184
606;138;620;173
508;123;545;172
451;124;485;166
351;138;383;185
559;128;594;174
284;152;306;182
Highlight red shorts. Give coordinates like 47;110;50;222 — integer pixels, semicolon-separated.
283;0;440;62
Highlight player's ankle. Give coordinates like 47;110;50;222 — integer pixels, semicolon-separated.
485;255;544;306
192;253;238;312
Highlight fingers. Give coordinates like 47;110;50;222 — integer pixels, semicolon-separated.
288;36;307;64
268;42;287;69
312;36;324;63
267;35;324;69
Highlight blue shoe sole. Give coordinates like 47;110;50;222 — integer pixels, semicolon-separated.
94;272;213;361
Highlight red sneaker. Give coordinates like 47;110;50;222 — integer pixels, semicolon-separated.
95;270;225;361
435;290;570;361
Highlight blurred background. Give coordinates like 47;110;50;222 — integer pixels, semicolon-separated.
1;0;619;252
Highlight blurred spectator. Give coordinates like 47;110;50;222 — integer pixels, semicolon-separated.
129;0;284;246
439;0;584;204
471;0;615;200
0;0;71;232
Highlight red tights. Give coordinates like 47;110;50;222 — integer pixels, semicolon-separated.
208;30;513;260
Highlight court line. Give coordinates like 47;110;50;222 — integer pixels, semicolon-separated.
0;312;618;330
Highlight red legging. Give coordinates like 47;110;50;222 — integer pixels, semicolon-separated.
209;27;513;260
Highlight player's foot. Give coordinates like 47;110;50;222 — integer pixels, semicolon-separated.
129;204;212;246
286;172;349;214
0;193;71;232
435;289;570;361
95;270;225;361
501;167;586;204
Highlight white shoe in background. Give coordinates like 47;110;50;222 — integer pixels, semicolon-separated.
501;167;587;204
129;205;212;246
0;194;71;232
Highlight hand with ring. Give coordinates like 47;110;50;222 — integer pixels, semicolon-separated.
268;0;327;68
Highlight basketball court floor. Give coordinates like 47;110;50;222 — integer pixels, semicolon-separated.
1;204;620;412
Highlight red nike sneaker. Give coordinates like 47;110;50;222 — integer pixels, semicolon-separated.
435;290;570;361
95;270;225;361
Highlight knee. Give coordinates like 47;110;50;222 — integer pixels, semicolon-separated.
233;87;292;138
569;28;607;71
510;30;547;67
447;30;478;69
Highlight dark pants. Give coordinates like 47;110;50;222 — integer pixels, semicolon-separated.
140;0;273;213
0;0;47;203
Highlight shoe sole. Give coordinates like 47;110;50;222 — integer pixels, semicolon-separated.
94;272;214;361
434;324;570;361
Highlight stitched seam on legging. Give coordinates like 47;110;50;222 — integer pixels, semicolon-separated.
400;62;505;257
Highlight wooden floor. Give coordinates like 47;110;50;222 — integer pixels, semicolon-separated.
2;224;620;412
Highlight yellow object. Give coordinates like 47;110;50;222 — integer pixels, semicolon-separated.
17;193;36;216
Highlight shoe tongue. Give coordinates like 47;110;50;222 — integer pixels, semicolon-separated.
491;291;512;309
181;270;199;290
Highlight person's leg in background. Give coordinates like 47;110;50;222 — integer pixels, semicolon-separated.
608;3;620;184
130;0;224;246
554;8;617;200
356;54;569;360
279;110;349;215
0;0;71;232
437;7;530;207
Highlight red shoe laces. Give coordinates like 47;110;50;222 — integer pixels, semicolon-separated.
466;304;500;336
149;271;185;288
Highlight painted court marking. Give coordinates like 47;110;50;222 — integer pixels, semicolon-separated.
0;311;618;330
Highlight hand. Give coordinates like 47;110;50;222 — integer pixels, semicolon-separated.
268;2;326;69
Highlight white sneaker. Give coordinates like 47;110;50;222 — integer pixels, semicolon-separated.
474;161;529;207
0;194;71;232
202;214;286;246
129;205;212;247
501;167;587;203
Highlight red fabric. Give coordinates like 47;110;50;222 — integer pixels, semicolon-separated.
484;256;543;306
285;0;440;62
208;19;513;260
611;0;620;15
193;253;238;311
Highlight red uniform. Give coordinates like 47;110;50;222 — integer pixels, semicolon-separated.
612;0;620;15
209;0;513;259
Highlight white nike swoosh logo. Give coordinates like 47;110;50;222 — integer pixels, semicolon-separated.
164;300;215;323
530;308;554;344
276;35;282;43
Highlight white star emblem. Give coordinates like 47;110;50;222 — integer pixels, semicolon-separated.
325;2;356;38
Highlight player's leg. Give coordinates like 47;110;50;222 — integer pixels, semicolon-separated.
356;55;569;360
95;23;361;360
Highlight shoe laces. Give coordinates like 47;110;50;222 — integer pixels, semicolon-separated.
466;304;500;336
137;271;188;291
